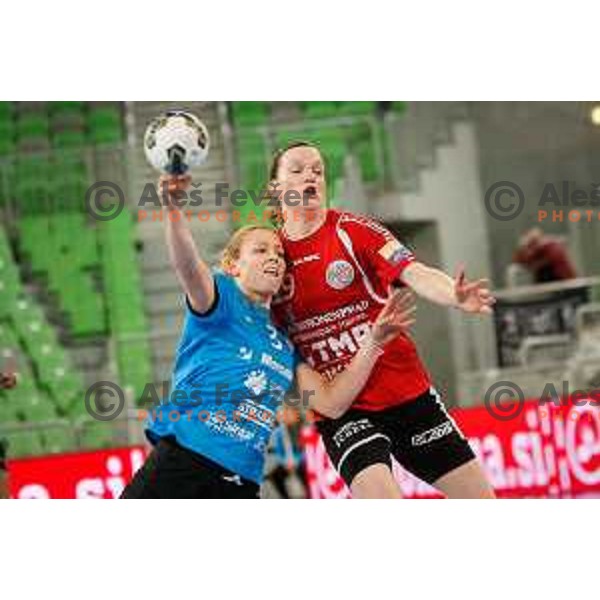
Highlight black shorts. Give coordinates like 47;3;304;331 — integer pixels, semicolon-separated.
120;438;260;499
317;388;475;487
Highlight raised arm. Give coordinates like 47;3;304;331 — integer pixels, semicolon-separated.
400;262;495;315
295;290;416;419
161;174;215;314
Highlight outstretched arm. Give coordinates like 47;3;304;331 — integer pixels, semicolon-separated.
295;290;416;419
400;262;495;315
161;174;215;314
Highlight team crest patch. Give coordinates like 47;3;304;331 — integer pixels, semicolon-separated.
379;240;412;265
326;260;355;290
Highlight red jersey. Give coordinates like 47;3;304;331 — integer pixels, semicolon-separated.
272;209;431;411
513;237;577;283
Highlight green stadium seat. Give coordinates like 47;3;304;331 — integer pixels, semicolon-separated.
118;339;153;402
43;427;74;454
390;101;407;113
9;206;150;411
55;154;87;176
236;133;269;224
15;181;53;211
52;156;89;205
19;393;57;422
63;397;87;419
10;354;46;421
16;114;50;142
42;366;83;407
0;227;12;257
98;213;152;397
50;101;85;126
14;158;53;211
16;317;58;361
0;319;17;339
45;370;84;412
0;121;15;155
232;102;270;127
6;432;45;458
52;212;86;241
355;143;379;182
0;395;20;423
0;224;93;444
61;277;106;337
0;231;20;317
88;107;121;129
51;101;85;115
302;102;339;119
0;135;15;156
337;101;378;116
238;132;268;157
79;423;115;450
0;101;13;119
19;216;50;240
346;121;382;183
19;214;105;337
18;218;54;271
89;107;122;144
9;296;84;407
239;155;268;192
90;126;122;145
53;130;86;148
0;279;20;318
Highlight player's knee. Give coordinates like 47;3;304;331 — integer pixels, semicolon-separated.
433;459;495;499
350;463;402;499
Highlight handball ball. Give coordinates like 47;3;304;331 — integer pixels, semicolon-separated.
144;110;210;174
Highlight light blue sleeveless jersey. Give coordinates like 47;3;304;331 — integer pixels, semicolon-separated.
146;272;300;483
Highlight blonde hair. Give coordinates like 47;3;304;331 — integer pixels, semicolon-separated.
220;225;277;273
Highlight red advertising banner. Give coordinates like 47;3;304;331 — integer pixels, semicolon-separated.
301;398;600;498
8;446;149;499
7;398;600;499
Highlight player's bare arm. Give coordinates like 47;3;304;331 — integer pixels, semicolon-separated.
400;262;495;315
160;174;215;314
296;289;416;419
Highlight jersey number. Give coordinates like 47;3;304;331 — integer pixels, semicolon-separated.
266;324;284;351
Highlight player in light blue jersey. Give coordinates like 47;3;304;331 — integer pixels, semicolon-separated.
122;175;415;499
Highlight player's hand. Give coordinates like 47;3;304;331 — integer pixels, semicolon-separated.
0;372;17;390
158;174;192;211
454;264;496;315
371;289;416;347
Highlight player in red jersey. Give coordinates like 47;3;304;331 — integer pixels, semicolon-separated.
270;142;496;498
